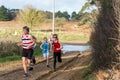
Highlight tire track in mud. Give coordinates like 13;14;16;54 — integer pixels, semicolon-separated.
0;52;81;80
38;52;92;80
0;57;53;77
36;53;81;80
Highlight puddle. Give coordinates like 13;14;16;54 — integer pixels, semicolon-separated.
62;44;91;54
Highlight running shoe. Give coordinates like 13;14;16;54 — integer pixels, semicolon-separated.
47;65;49;67
23;73;29;77
28;67;33;71
53;68;56;72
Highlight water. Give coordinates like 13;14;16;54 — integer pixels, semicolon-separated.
62;44;91;54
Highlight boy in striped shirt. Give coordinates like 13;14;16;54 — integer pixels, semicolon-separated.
17;26;35;77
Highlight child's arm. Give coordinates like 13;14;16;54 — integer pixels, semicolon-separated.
59;42;63;50
17;42;23;46
49;43;51;51
27;35;35;48
60;43;63;50
40;43;43;49
50;42;53;52
57;42;63;50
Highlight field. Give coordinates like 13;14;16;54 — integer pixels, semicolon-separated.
0;21;91;63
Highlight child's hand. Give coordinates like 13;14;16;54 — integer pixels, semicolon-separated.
56;48;60;50
17;42;22;46
41;48;45;50
26;46;32;49
43;49;46;50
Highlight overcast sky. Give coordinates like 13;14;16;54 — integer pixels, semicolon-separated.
0;0;88;14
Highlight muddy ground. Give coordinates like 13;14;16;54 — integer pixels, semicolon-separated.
0;51;92;80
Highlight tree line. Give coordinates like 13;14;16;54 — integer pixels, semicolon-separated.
0;5;80;21
0;5;19;21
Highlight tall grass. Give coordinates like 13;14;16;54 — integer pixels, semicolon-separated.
0;28;89;63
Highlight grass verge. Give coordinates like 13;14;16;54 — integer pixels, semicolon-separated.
79;61;95;80
0;45;42;63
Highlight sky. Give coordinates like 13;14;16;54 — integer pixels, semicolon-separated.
0;0;88;14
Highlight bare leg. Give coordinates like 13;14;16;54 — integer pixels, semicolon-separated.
47;55;49;65
27;59;33;70
27;59;31;67
22;57;27;73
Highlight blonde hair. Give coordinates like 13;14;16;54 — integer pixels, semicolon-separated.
43;37;47;40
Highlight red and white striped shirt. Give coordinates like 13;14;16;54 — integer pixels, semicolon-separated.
22;34;33;49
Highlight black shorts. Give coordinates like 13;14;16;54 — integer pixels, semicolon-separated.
22;49;33;59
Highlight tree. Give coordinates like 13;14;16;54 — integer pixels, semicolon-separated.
63;11;70;21
55;11;63;18
8;9;19;20
55;11;70;21
78;9;98;26
0;5;9;21
79;2;92;15
0;5;19;21
91;0;120;70
78;12;91;26
71;11;80;20
77;0;99;26
17;5;46;28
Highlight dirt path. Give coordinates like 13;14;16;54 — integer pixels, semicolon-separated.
38;51;92;80
0;52;92;80
0;55;50;76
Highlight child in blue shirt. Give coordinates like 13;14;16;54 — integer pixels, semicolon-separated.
40;37;50;67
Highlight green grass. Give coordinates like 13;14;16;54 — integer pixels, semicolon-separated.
0;45;42;63
59;33;89;42
0;29;89;42
0;51;42;63
0;56;21;63
0;29;89;63
79;61;95;80
80;61;92;73
34;44;42;56
84;74;94;80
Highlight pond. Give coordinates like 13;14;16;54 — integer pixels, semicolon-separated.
62;44;91;54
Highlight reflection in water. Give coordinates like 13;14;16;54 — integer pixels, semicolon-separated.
62;44;91;54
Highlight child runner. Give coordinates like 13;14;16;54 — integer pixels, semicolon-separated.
51;34;63;71
31;35;37;64
40;37;50;67
17;26;35;77
49;33;54;42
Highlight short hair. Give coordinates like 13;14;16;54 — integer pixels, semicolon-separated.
32;35;37;40
43;37;47;40
23;26;29;32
